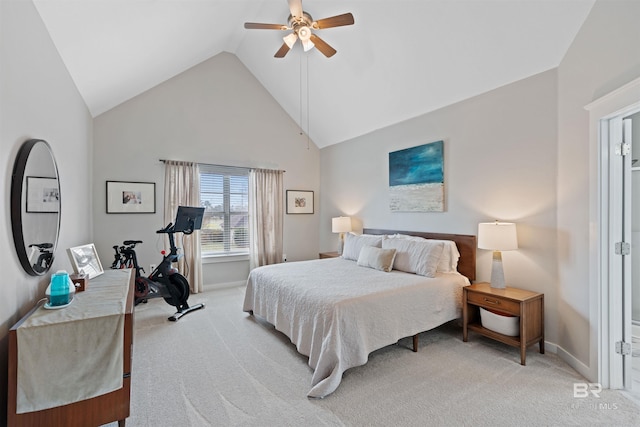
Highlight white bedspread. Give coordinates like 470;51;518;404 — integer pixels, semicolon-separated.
243;257;469;398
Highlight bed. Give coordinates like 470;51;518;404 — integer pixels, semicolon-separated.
243;229;476;398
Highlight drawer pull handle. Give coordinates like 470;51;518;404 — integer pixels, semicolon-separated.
483;297;500;305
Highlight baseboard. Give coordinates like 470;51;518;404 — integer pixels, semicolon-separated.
540;341;594;377
204;280;246;291
543;340;558;354
554;343;593;381
548;324;640;385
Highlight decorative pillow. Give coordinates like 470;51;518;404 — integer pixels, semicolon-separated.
356;246;397;272
381;238;444;277
342;233;383;261
386;234;460;273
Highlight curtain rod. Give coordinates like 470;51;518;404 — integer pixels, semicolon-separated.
159;159;285;173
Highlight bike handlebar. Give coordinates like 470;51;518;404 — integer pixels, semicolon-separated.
156;222;174;234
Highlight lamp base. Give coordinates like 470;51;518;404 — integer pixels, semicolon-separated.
337;233;345;255
490;250;506;289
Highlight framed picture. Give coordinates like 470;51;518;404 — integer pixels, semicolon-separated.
26;176;59;213
286;190;314;214
106;181;155;214
389;140;445;212
67;244;104;278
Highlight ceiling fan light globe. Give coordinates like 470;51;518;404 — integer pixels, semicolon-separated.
302;39;315;52
298;26;311;41
283;32;298;48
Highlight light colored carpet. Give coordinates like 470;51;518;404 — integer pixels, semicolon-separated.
109;285;640;426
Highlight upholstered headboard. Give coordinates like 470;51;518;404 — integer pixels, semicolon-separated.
363;228;477;281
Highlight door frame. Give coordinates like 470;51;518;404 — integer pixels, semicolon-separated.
585;76;640;389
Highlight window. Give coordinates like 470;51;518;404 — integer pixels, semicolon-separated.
199;165;249;256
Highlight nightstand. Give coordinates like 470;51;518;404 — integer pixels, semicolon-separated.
319;252;340;259
463;282;544;365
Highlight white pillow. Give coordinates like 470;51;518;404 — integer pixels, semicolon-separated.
385;234;460;273
437;240;460;273
357;246;397;272
342;233;383;261
381;238;444;277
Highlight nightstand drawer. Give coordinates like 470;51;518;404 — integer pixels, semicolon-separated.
467;292;520;315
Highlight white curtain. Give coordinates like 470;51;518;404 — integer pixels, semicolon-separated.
164;160;203;293
249;168;284;270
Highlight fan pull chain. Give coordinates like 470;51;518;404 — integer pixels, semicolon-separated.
298;54;310;150
299;54;304;137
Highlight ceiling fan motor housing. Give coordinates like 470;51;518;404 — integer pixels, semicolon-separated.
288;11;314;40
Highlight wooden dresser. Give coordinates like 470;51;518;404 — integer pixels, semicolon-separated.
8;269;134;427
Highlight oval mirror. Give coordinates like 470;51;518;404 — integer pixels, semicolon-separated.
11;139;61;276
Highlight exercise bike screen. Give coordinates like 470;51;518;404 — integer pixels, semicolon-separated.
174;206;205;233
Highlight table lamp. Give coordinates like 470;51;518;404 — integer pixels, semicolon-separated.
478;221;518;289
332;217;352;255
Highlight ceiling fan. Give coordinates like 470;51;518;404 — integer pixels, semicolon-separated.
244;0;354;58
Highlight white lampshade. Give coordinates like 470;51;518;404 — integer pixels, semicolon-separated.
478;221;517;289
478;222;518;251
332;217;352;233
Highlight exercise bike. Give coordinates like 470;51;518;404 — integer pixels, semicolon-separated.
118;206;205;321
111;243;135;270
29;242;54;274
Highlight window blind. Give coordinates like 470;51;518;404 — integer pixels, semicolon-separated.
199;164;249;256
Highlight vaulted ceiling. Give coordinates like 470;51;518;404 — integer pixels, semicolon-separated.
33;0;595;148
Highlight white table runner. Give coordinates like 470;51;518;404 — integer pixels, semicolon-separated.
16;269;130;413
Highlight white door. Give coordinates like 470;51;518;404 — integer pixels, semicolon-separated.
608;116;633;389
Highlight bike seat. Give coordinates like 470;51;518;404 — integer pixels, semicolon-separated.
123;240;143;245
29;243;53;249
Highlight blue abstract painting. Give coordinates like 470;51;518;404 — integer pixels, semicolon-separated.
389;140;444;212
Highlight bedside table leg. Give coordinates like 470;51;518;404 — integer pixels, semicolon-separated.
520;312;526;365
539;299;545;354
462;291;468;342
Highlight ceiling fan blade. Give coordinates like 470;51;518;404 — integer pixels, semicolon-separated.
309;34;336;58
313;13;355;29
244;22;288;30
274;42;291;58
288;0;303;18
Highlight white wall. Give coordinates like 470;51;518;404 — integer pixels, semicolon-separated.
93;53;320;287
320;70;559;342
0;0;93;421
557;0;640;379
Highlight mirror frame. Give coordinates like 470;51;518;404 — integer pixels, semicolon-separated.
11;139;61;276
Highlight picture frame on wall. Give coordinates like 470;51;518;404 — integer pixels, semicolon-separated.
26;176;59;213
67;243;104;278
389;140;445;212
106;181;155;214
286;190;314;214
